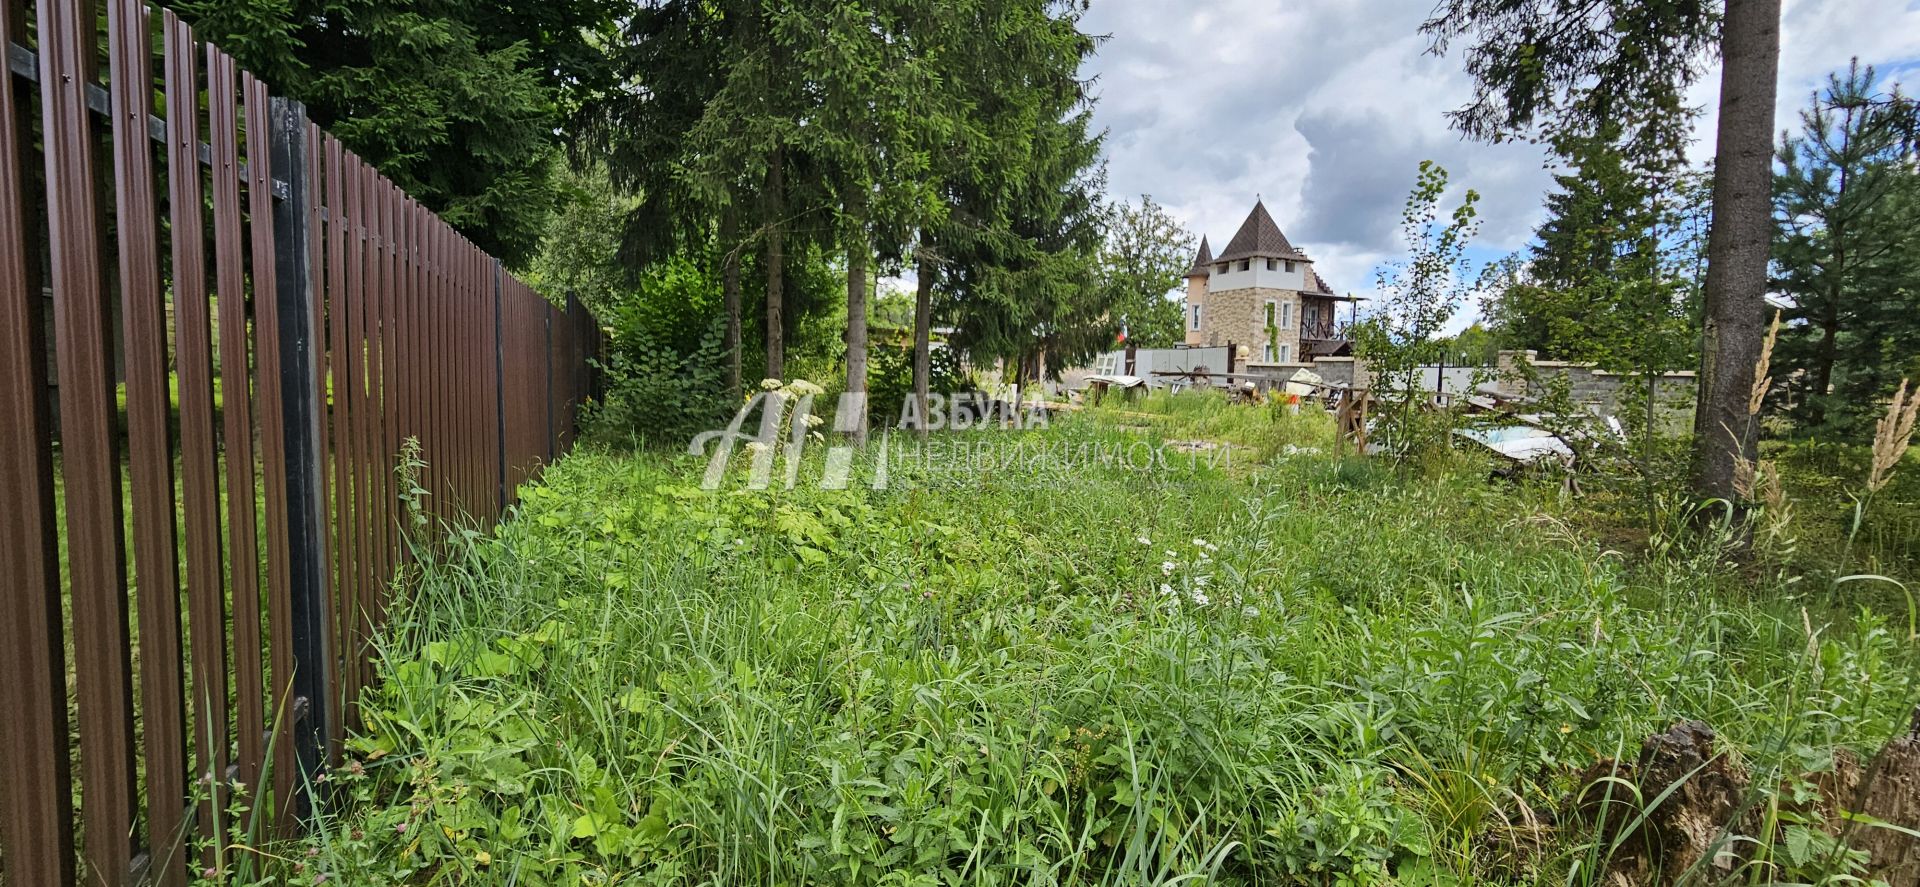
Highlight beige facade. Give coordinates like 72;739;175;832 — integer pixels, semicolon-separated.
1182;273;1208;346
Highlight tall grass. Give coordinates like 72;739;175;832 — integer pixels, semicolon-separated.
271;406;1917;886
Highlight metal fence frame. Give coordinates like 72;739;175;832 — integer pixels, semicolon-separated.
0;1;602;883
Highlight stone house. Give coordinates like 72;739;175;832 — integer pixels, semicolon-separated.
1182;200;1356;365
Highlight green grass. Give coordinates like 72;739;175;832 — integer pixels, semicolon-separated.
277;394;1918;886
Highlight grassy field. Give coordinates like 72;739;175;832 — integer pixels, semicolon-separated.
274;394;1919;886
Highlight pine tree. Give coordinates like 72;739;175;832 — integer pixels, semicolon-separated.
173;0;621;265
1774;62;1920;435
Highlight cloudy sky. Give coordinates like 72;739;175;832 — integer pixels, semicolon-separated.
1079;0;1920;327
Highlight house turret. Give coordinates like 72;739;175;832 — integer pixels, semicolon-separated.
1183;200;1355;361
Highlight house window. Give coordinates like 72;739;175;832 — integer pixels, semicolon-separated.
1265;258;1278;271
1279;344;1292;363
1281;302;1293;330
1284;260;1296;273
1261;343;1274;362
1216;263;1230;275
1263;301;1276;328
1238;259;1251;272
1189;303;1202;331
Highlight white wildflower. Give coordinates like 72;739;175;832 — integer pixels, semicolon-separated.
803;413;824;427
744;441;770;453
789;380;825;396
1135;534;1152;547
1191;591;1211;606
1242;605;1260;618
759;378;784;391
1159;583;1176;597
1161;561;1176;576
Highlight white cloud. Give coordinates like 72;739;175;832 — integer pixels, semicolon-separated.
1081;0;1920;322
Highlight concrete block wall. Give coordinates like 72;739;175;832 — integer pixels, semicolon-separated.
1491;350;1696;428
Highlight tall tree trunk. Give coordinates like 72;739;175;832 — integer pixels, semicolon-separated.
845;217;870;445
912;245;932;436
1807;298;1839;427
722;205;742;395
1807;113;1856;429
764;146;785;381
1691;0;1780;505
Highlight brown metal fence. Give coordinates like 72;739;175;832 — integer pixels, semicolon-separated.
0;1;603;883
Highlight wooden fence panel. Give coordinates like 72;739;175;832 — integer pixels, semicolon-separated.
164;11;231;867
209;44;269;799
40;0;141;878
0;3;599;877
0;0;74;881
108;0;189;879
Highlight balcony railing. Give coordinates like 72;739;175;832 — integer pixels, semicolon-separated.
1300;318;1348;341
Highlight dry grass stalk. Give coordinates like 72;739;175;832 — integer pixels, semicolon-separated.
1730;312;1784;501
1749;310;1781;417
1868;378;1919;493
1733;454;1757;500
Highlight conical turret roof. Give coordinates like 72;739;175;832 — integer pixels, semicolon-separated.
1215;200;1308;263
1186;236;1213;276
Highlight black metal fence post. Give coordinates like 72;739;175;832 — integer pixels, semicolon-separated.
269;95;331;805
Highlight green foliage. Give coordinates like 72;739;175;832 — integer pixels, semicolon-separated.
580;0;1108;389
588;320;734;449
1354;161;1482;461
172;0;620;265
1420;0;1716;162
1431;322;1500;366
1773;62;1920;439
1098;196;1193;350
865;343;964;426
524;163;637;320
580;255;740;447
255;404;1916;885
1482;133;1702;374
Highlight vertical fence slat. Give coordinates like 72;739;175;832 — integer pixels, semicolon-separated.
165;12;230;863
365;169;391;656
209;44;267;794
304;117;343;765
110;0;188;878
460;241;473;514
39;0;141;878
0;0;76;879
427;214;439;520
351;149;376;717
323;136;354;724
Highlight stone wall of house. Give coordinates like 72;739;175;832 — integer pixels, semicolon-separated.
1200;286;1301;360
